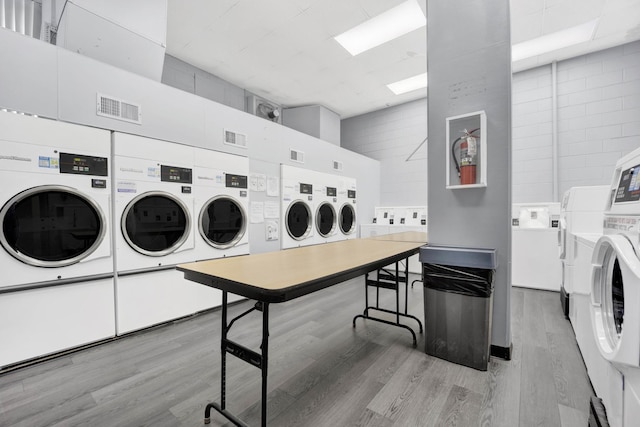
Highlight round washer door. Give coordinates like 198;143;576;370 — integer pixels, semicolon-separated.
316;202;336;238
591;234;640;367
0;185;107;267
286;200;312;240
199;196;247;249
122;191;191;256
339;203;356;235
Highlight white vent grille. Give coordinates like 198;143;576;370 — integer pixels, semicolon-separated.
290;149;304;164
224;130;247;148
333;160;343;171
96;93;142;124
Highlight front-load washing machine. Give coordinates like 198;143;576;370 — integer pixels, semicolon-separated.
113;133;217;334
558;186;610;318
193;147;249;260
281;164;316;249
314;171;339;244
0;112;115;368
337;176;357;240
590;148;640;427
511;203;561;291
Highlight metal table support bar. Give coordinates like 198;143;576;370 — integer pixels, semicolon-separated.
204;291;270;427
352;259;423;347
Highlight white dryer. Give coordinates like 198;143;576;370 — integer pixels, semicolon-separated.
0;112;115;368
193;148;249;259
558;186;609;318
281;164;316;249
314;171;339;244
337;176;358;240
113;133;213;334
590;148;640;427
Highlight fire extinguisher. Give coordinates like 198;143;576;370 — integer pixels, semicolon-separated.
452;128;480;185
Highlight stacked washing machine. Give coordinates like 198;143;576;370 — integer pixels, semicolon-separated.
337;175;358;240
511;203;561;291
192;147;249;303
0;112;116;368
281;164;317;249
589;147;640;427
313;171;340;244
113;133;219;334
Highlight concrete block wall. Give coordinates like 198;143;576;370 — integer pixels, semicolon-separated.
343;40;640;205
341;98;427;215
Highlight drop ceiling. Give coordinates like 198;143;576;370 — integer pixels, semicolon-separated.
166;0;640;119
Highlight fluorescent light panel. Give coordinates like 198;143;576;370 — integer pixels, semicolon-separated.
512;19;599;62
387;73;427;95
334;0;426;56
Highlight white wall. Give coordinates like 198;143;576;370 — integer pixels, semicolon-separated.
342;41;640;205
341;98;427;216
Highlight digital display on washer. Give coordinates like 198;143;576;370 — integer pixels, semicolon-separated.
615;164;640;203
161;165;193;184
347;190;356;199
59;153;108;176
300;183;313;194
225;174;248;189
326;187;337;197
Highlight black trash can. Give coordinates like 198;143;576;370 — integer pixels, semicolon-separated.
419;245;497;371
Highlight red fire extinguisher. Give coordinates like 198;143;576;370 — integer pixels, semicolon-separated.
452;128;480;185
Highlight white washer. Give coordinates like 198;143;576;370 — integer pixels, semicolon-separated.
337;176;357;240
511;203;561;291
193;148;249;260
281;164;316;249
314;171;339;244
590;148;640;427
0;112;115;368
558;186;610;318
113;133;215;334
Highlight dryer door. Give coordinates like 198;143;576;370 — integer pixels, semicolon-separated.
286;200;312;240
591;234;640;367
199;196;247;249
122;191;191;256
0;185;107;267
316;202;336;238
339;203;356;235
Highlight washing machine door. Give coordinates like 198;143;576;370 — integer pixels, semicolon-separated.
591;234;640;367
316;202;336;238
199;196;247;249
286;200;312;240
122;191;191;256
0;185;107;267
339;203;356;235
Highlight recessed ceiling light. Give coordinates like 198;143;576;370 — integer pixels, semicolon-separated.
334;0;426;56
512;19;599;62
387;73;428;95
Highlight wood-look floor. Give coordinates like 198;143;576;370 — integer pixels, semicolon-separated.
0;276;594;426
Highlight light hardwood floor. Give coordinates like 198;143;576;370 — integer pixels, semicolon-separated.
0;275;594;426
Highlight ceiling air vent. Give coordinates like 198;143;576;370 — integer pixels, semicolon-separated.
333;160;344;171
290;149;304;164
224;130;247;148
96;93;142;124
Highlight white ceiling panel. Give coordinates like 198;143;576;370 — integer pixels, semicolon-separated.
166;0;640;118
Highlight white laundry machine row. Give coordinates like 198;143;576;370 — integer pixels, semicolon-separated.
112;133;222;334
511;203;561;291
0;112;116;368
589;147;640;427
558;186;610;318
313;171;340;244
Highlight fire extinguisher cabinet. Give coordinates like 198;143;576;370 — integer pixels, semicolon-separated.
419;245;497;371
445;110;487;189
